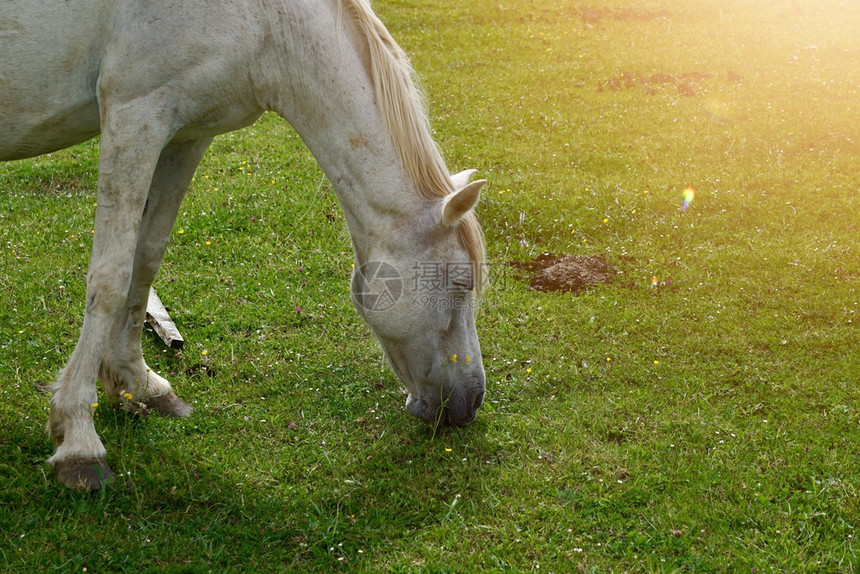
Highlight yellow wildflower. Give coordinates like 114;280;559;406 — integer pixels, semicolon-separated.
451;354;458;363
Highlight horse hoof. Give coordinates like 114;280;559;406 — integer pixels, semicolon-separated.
145;392;194;418
54;457;114;491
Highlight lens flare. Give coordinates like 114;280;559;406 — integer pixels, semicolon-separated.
682;186;695;210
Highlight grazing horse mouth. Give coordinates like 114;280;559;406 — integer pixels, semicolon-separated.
405;381;485;428
384;351;485;427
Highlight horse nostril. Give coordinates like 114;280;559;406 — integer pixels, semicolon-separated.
471;390;485;411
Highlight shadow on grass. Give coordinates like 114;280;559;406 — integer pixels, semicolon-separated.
1;401;499;572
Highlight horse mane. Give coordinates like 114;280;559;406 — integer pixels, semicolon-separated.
342;0;486;294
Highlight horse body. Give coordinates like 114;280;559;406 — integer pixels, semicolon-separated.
1;0;485;489
1;1;272;158
1;2;102;158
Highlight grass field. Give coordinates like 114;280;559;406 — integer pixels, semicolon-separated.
1;0;858;571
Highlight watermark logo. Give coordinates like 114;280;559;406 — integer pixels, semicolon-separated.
353;261;403;311
353;261;503;311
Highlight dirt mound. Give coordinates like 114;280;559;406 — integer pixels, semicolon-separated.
598;70;743;96
510;253;616;293
577;7;670;23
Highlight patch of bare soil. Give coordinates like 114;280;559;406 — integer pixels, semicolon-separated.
577;7;670;23
509;253;617;294
598;70;744;96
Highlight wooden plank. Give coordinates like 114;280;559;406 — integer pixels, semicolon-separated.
145;288;185;350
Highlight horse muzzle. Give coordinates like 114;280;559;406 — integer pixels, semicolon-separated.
405;375;485;427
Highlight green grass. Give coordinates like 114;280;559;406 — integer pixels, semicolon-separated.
1;0;858;571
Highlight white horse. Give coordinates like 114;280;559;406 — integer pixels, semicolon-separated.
1;0;486;490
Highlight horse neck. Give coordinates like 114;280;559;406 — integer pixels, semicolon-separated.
260;0;420;260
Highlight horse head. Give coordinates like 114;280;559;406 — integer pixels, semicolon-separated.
351;174;486;427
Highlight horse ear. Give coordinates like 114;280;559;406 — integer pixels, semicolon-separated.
441;179;484;227
450;169;478;189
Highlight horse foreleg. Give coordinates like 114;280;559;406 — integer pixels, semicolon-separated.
99;139;212;417
47;110;173;490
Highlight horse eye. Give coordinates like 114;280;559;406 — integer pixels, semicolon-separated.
450;279;473;292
